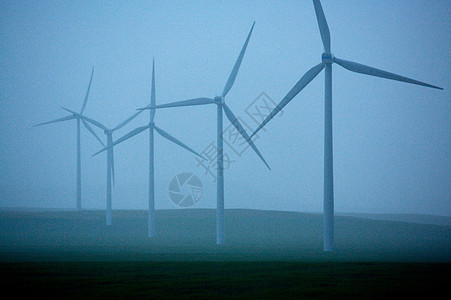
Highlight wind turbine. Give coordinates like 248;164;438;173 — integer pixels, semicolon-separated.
61;107;144;225
94;60;206;237
140;23;271;245
250;0;443;251
34;67;104;211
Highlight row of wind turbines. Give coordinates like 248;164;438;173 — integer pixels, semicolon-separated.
34;0;442;251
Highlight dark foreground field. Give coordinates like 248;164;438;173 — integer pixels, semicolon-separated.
2;261;449;299
0;209;450;298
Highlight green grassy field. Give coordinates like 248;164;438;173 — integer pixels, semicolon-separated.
0;209;450;298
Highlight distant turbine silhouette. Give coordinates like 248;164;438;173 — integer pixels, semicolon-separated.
63;107;144;225
34;67;104;211
94;60;206;236
250;0;443;251
140;23;271;245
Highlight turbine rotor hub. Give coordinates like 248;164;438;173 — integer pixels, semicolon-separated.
214;96;224;104
149;122;155;128
322;52;334;64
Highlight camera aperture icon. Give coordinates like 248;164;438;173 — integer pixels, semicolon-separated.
168;173;203;207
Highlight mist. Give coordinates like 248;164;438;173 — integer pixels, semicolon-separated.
1;0;449;217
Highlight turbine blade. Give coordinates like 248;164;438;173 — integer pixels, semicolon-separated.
33;115;75;127
61;107;108;130
80;66;94;114
92;125;150;156
313;0;331;53
250;63;325;138
334;57;443;90
222;22;255;98
112;110;143;131
138;97;215;110
150;58;156;122
222;103;271;170
81;119;105;147
154;126;206;160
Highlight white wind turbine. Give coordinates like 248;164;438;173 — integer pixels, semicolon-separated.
140;23;271;245
34;67;104;211
62;107;144;225
94;60;206;236
250;0;443;251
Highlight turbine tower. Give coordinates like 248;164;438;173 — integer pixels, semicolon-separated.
250;0;442;251
141;23;271;245
62;107;144;225
34;67;104;211
94;60;206;237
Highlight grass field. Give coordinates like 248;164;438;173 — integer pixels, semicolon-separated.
0;209;450;298
2;261;449;299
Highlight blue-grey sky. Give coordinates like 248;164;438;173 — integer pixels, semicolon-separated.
1;0;449;215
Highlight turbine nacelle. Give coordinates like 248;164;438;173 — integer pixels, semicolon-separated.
67;110;82;118
322;52;334;64
214;96;224;104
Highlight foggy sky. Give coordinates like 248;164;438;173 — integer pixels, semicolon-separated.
0;0;449;216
